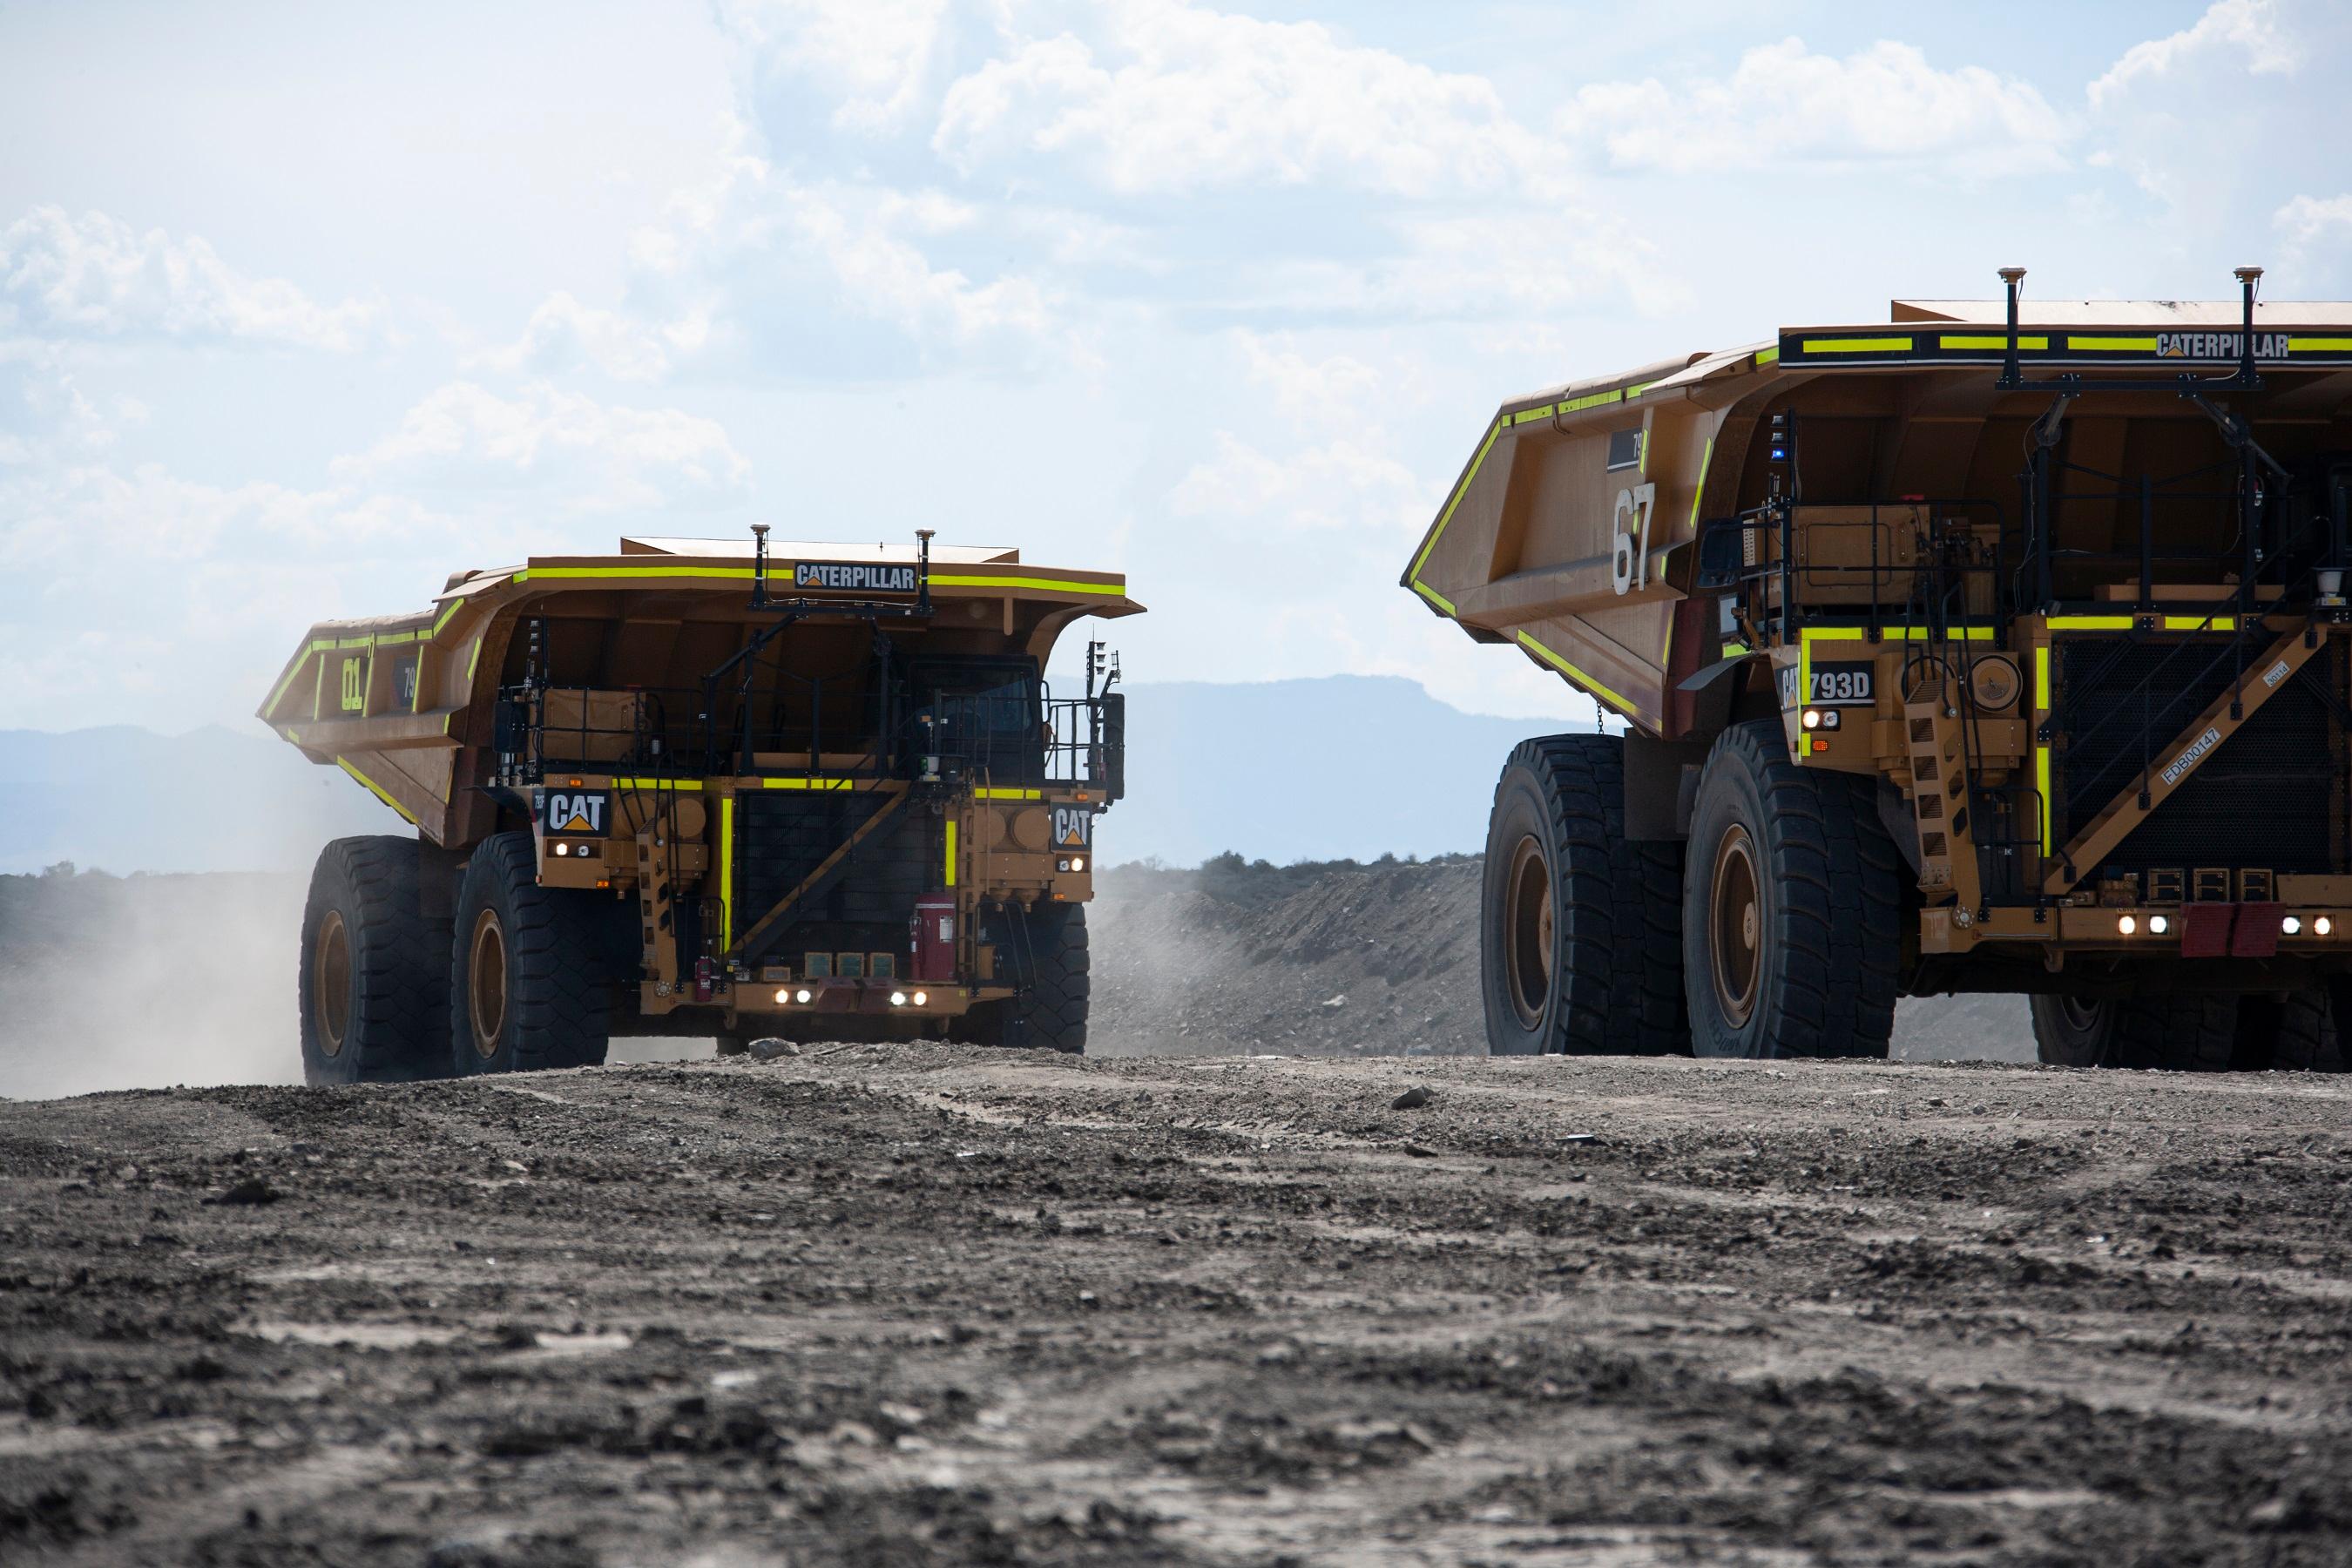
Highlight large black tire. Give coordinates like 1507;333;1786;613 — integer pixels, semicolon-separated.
1480;735;1687;1056
299;836;453;1085
2230;990;2342;1072
448;832;615;1075
963;903;1090;1052
1681;720;1900;1059
2030;993;2239;1070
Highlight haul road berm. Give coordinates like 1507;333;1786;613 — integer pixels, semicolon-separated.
1405;267;2352;1068
262;531;1138;1083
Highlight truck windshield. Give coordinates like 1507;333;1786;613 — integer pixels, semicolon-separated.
916;659;1044;783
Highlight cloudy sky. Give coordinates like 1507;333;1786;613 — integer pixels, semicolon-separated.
3;0;2347;734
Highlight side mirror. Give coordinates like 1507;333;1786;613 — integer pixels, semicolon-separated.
1098;692;1125;801
1695;518;1746;591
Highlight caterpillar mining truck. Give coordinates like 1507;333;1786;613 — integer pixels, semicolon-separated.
1405;267;2352;1069
260;531;1138;1084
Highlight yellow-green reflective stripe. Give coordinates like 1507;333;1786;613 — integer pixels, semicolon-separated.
1625;381;1656;399
431;597;467;637
2034;645;2052;856
929;573;1125;596
976;787;1041;800
1801;336;1913;354
522;565;754;582
761;776;853;790
1687;435;1714;532
1516;632;1635;717
2049;615;2134;630
1938;334;2051;350
466;639;482;682
1558;388;1623;413
2162;614;2236;631
720;796;735;950
1754;346;1780;365
2291;336;2352;352
1511;404;1555;425
613;778;703;790
944;821;957;888
518;564;1125;597
1410;579;1456;616
2069;335;2157;353
1409;418;1503;581
336;758;416;825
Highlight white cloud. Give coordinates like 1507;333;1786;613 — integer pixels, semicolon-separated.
935;0;1569;198
2090;0;2297;108
713;0;951;131
332;381;750;510
2276;192;2352;245
1172;429;1430;536
2274;193;2352;287
1235;333;1382;428
1556;38;2070;176
473;291;713;382
0;206;382;350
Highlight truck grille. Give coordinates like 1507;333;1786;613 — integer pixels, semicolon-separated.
733;791;928;959
2055;637;2346;875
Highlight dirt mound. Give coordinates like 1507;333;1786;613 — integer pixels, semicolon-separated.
1091;855;1489;1056
1090;855;2033;1062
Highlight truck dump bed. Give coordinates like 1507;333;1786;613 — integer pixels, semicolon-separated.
260;536;1139;842
1403;297;2352;739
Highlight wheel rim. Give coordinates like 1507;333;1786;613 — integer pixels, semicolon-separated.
313;909;352;1058
1504;834;1553;1027
467;908;510;1060
1708;824;1763;1028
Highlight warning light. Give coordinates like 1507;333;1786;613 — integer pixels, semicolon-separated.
2283;916;2302;936
1802;708;1821;730
2118;914;2138;936
2147;914;2170;935
2318;916;2335;936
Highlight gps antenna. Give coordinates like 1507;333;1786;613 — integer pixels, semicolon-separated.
1997;267;2026;389
2234;266;2262;387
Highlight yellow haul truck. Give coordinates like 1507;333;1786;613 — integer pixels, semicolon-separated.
262;531;1138;1083
1406;268;2352;1069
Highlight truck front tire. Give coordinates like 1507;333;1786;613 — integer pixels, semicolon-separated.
958;902;1090;1052
2030;993;2237;1071
1682;720;1900;1059
299;836;454;1085
1480;735;1687;1057
449;832;614;1075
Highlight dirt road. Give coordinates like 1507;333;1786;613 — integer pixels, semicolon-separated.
8;1047;2352;1565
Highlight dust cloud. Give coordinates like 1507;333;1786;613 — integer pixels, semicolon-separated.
0;870;716;1098
0;872;308;1100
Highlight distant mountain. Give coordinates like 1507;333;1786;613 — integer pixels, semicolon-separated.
0;727;402;875
1110;675;1573;868
0;678;1575;873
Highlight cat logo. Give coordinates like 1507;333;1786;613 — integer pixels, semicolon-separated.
543;789;609;835
1051;804;1093;849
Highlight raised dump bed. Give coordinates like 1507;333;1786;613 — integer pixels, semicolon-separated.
263;531;1139;1082
1406;268;2352;1068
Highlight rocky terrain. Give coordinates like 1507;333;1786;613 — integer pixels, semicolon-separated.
7;1046;2352;1564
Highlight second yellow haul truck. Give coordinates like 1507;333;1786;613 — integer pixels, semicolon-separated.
1406;268;2352;1069
262;531;1137;1083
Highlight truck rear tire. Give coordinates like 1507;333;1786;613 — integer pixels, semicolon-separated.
449;832;614;1075
1480;735;1687;1057
2232;990;2341;1071
1681;720;1900;1059
299;836;453;1085
2030;993;2238;1070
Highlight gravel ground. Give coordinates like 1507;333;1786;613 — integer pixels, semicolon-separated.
8;1046;2352;1565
